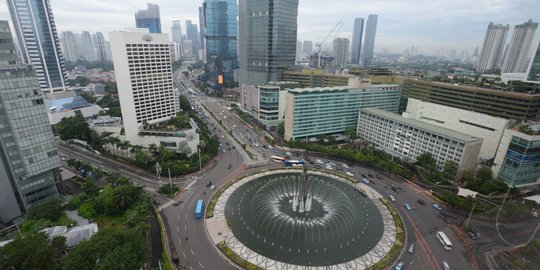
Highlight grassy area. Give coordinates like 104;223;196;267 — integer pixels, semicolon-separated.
217;241;264;270
154;208;174;270
367;198;405;270
97;215;124;230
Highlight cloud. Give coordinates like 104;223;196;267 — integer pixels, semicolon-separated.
0;0;537;53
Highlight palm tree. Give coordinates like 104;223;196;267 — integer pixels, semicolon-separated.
112;186;136;211
149;143;158;155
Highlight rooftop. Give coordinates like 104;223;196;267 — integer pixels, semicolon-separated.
287;84;399;94
361;108;481;142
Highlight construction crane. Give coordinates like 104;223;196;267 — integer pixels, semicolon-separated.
315;21;344;68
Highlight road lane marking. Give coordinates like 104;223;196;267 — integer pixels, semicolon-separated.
177;226;179;233
179;238;182;245
177;215;180;221
198;262;205;269
183;252;186;258
190;249;194;255
184;225;187;231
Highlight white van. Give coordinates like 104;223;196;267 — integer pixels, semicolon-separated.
408;243;415;254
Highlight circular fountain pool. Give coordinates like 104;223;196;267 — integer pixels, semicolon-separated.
224;172;384;266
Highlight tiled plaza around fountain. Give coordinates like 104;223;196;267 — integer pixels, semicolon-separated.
206;169;399;270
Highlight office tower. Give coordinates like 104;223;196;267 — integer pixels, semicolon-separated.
199;6;206;51
0;21;60;223
7;0;68;92
296;40;302;62
362;14;378;66
527;42;540;81
501;20;538;73
185;20;200;56
476;22;509;73
284;78;400;141
351;18;364;65
135;3;162;33
61;31;79;62
109;29;178;142
358;108;482;177
203;0;238;87
239;0;299;111
171;21;183;43
182;40;194;57
332;37;350;67
303;40;313;57
93;32;108;62
81;31;97;62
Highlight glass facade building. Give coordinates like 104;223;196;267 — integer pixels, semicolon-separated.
362;15;378;66
527;42;540;82
284;82;401;141
7;0;68;92
203;0;238;87
238;0;299;85
0;21;59;223
351;18;364;65
135;3;162;33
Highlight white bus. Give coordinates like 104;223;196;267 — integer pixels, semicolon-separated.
436;231;453;250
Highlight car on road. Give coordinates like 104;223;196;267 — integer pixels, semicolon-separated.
395;261;405;270
399;186;405;191
325;165;333;170
206;181;213;187
442;261;450;270
316;159;324;164
361;173;367;178
367;173;374;177
432;203;443;210
376;175;383;180
417;199;427;206
346;171;354;177
389;195;396;201
467;231;478;240
342;163;349;168
392;187;399;193
403;203;412;211
362;178;370;184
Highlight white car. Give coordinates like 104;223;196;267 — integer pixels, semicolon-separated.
325;165;333;170
342;164;349;168
346;171;354;177
389;195;396;202
316;159;324;164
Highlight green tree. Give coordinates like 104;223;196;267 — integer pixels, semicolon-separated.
134;149;151;165
51;236;67;254
113;185;141;212
55;114;91;141
344;125;357;140
179;95;192;112
158;145;174;161
80;92;97;103
416;152;436;170
82;179;100;197
178;141;192;156
103;81;118;94
28;198;63;221
148;143;158;154
443;161;458;181
476;167;493;182
277;122;285;138
0;233;59;270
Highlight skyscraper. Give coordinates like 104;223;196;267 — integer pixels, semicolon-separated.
109;29;178;142
501;20;538;73
0;20;60;223
185;20;200;57
135;3;162;33
296;40;303;62
476;22;509;73
362;15;378;66
7;0;68;92
93;32;108;62
171;21;183;43
203;0;238;87
527;42;540;82
81;31;97;62
303;40;313;57
199;6;206;51
332;38;350;67
238;0;299;111
61;31;79;62
351;18;364;65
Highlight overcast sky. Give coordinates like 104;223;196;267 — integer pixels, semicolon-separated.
0;0;538;54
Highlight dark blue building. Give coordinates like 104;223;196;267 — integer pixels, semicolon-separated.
203;0;238;89
135;3;162;33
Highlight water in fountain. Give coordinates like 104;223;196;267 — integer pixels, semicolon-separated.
224;172;384;266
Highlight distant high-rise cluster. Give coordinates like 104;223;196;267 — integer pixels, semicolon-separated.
477;20;538;74
362;15;378;66
135;3;162;34
332;38;350;67
7;0;68;92
185;20;200;58
60;31;111;62
501;20;538;73
351;18;364;65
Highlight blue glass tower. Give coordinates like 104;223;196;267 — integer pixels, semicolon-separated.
7;0;68;92
135;3;162;33
203;0;238;88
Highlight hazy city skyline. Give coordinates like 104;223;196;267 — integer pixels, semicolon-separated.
0;0;538;54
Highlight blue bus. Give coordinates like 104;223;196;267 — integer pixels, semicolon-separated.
195;199;204;219
284;159;305;167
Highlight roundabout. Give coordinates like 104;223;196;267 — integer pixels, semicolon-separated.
206;168;404;270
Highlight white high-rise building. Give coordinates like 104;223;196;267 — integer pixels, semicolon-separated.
81;31;97;62
501;20;538;73
109;29;178;142
61;31;79;62
332;37;350;67
93;32;108;62
476;22;509;73
296;40;302;62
